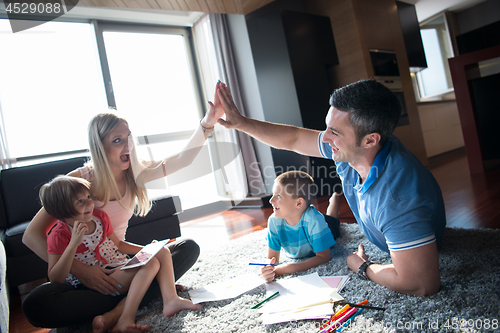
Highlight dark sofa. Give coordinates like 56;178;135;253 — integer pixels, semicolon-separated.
0;157;182;290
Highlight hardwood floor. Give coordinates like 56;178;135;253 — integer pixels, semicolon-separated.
427;153;500;229
8;151;500;332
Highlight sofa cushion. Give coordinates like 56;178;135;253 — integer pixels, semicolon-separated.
7;251;48;288
128;196;182;227
125;215;181;245
0;157;87;228
0;222;31;257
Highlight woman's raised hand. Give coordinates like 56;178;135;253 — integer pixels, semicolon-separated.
202;81;226;128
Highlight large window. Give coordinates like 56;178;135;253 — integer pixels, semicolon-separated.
0;19;107;162
96;23;219;207
0;17;221;209
415;13;455;99
99;25;202;136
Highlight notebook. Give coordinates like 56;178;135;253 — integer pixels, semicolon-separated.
120;239;169;270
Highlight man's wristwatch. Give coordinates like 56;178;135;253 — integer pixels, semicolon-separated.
357;261;373;280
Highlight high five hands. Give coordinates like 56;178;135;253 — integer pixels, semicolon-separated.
215;81;245;130
204;81;226;128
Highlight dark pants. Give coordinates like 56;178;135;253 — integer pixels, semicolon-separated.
324;214;341;240
22;238;200;328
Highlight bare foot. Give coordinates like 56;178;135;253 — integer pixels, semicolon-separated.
327;192;341;218
93;312;120;333
93;298;126;333
111;322;149;333
163;297;203;317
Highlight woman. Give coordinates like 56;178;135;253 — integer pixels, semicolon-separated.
22;84;224;332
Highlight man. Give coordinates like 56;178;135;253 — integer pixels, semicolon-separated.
215;79;446;296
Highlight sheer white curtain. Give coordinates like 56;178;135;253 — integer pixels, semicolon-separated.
193;13;266;197
0;96;13;170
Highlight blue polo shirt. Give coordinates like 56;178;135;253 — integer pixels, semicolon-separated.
267;205;336;259
318;132;446;253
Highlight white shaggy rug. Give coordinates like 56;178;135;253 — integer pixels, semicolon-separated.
62;223;500;332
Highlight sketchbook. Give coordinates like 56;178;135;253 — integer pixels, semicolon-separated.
188;274;264;304
120;239;169;270
258;273;343;325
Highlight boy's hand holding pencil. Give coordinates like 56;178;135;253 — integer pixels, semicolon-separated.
260;257;277;282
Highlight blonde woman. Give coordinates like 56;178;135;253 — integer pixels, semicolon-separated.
22;84;224;332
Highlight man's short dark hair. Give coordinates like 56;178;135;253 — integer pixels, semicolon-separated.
329;79;401;146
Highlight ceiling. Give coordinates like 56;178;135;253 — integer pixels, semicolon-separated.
399;0;488;21
13;0;488;27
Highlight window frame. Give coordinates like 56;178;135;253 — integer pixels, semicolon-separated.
0;13;207;165
413;12;456;102
0;16;108;166
92;20;207;147
0;10;246;215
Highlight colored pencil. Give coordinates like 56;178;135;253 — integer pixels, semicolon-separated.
250;291;280;309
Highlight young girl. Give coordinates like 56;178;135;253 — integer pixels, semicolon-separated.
40;175;202;333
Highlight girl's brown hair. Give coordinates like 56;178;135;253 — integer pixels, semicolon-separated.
39;175;91;221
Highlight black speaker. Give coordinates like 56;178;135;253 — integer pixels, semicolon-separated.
457;20;500;55
469;73;500;160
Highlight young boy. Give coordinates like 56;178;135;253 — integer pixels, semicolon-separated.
40;175;202;332
261;171;339;282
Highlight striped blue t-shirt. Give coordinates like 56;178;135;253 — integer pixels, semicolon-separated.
267;205;336;259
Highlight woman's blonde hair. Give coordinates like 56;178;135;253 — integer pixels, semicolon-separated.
39;175;91;221
87;112;151;216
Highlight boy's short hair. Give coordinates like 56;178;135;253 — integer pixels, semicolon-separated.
275;171;315;205
39;175;91;221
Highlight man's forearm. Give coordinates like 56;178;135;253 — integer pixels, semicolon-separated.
363;263;439;296
349;256;416;293
348;243;441;296
365;263;409;293
238;117;302;151
217;81;322;157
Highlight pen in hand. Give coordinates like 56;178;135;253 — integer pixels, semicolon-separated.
249;263;277;267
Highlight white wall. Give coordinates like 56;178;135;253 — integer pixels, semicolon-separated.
226;14;275;194
417;100;464;157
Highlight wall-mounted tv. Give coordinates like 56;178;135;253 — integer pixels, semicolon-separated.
370;50;400;77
